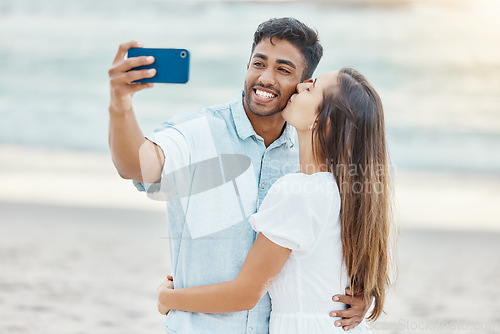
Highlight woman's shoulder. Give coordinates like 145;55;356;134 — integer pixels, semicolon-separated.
272;171;337;188
273;171;333;184
269;172;339;201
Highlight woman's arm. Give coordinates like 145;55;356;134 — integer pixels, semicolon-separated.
157;233;291;314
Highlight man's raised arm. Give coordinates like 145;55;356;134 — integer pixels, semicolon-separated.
108;41;164;183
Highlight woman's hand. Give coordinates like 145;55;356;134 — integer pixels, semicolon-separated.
151;234;291;314
157;275;174;315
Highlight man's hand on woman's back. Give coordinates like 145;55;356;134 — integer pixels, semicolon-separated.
330;288;372;331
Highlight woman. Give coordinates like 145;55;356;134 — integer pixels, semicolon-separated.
157;67;394;333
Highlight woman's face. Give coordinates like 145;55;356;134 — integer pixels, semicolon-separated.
282;70;339;132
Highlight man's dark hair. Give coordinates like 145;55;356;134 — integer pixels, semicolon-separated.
251;17;323;81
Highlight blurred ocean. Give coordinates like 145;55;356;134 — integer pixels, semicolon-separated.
1;0;499;174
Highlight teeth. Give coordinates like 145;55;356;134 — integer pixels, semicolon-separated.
255;89;276;99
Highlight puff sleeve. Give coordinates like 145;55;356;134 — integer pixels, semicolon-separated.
249;173;339;259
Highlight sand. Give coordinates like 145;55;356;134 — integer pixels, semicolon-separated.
1;201;500;334
1;145;500;333
0;201;169;334
378;229;500;334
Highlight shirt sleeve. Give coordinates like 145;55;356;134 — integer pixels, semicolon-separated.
133;120;191;195
249;174;336;259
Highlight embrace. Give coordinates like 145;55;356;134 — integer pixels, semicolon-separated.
108;17;394;334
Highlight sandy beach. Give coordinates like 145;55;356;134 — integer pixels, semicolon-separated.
0;202;168;334
1;146;500;334
2;202;500;334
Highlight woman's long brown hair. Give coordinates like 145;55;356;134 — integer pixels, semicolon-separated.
312;67;395;320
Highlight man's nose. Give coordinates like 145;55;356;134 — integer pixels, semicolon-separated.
258;68;276;87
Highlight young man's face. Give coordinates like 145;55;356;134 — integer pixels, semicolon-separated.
243;38;306;117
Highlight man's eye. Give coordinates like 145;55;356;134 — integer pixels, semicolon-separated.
254;62;264;67
279;68;291;74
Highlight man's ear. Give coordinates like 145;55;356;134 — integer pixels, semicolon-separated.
302;78;314;83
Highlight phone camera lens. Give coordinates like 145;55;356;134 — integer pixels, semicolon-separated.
180;51;187;58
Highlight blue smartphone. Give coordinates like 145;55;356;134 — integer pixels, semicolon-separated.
127;48;190;84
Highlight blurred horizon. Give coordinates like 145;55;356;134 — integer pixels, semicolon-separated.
1;0;500;175
1;0;500;232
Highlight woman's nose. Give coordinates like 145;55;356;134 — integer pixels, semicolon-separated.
297;82;312;93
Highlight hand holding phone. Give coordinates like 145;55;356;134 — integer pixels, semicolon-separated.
127;48;190;84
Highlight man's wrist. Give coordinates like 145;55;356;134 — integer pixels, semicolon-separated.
108;103;134;118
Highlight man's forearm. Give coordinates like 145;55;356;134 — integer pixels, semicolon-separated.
108;106;146;181
107;41;160;182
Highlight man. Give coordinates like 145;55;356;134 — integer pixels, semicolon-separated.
108;17;369;333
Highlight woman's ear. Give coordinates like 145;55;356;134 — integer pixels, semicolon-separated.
308;119;320;131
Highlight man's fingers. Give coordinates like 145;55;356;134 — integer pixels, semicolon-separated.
333;318;361;329
111;68;156;86
130;82;154;93
126;68;156;83
332;294;356;306
330;307;356;319
114;55;155;74
113;41;144;64
108;42;155;102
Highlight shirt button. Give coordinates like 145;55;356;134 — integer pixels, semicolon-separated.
261;183;265;189
248;327;253;333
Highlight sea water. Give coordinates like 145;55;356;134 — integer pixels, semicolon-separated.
0;0;499;174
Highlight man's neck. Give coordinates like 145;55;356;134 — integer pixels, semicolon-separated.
244;106;286;148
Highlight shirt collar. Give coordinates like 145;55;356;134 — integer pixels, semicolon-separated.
230;91;256;141
230;91;296;148
281;122;296;149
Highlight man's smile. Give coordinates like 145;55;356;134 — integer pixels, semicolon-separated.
253;86;278;103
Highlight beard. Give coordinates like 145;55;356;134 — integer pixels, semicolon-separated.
243;82;286;117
